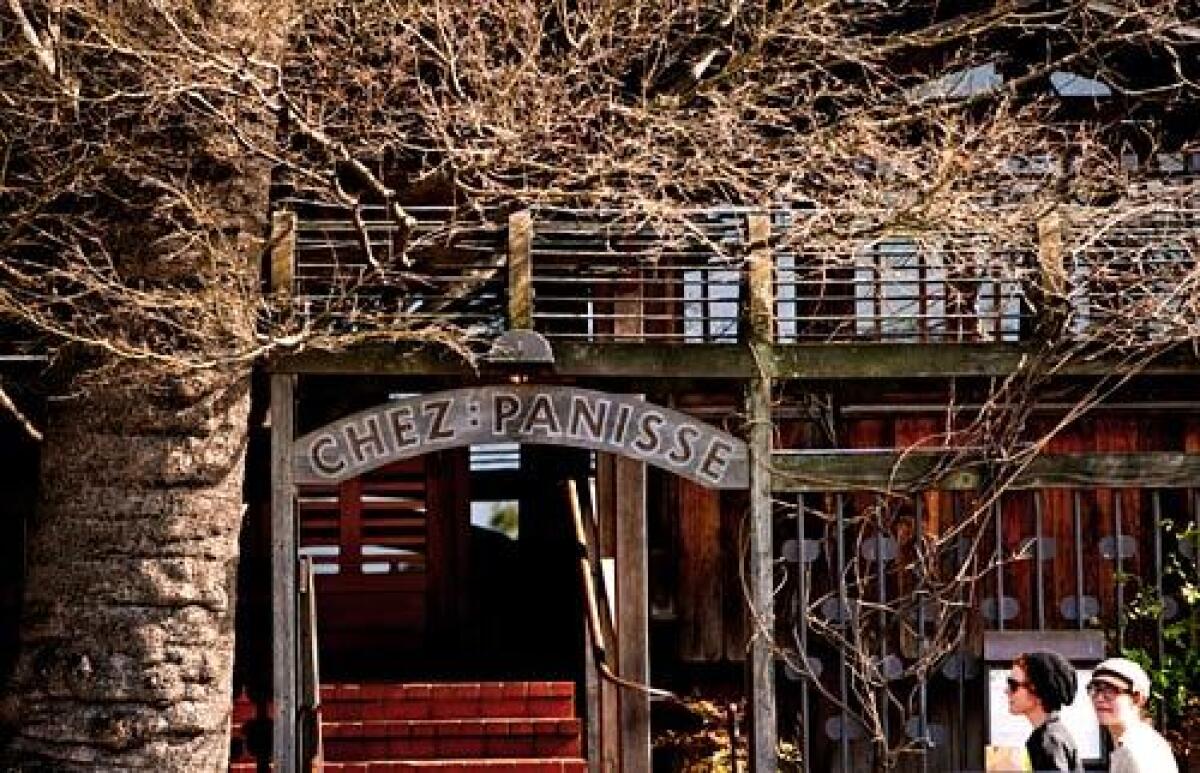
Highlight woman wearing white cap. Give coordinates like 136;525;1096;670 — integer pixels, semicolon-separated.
1087;657;1178;772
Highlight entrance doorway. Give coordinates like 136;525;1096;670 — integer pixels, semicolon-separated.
297;444;586;683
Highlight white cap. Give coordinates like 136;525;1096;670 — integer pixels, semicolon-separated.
1091;657;1152;697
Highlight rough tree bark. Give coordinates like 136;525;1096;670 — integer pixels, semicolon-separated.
4;374;250;770
0;0;291;766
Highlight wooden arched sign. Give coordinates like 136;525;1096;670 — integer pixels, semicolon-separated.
294;385;748;489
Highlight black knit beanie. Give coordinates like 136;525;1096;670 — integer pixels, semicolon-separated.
1023;651;1078;711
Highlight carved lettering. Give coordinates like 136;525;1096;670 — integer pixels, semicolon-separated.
632;411;665;453
698;438;734;482
310;433;347;477
570;396;609;441
387;405;418;448
521;393;562;435
423;398;455;441
493;393;521;433
343;416;387;465
668;424;701;465
296;386;747;489
609;403;634;446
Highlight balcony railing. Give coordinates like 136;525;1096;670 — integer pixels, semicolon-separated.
269;198;1197;348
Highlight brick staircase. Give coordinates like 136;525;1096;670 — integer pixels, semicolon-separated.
231;681;586;772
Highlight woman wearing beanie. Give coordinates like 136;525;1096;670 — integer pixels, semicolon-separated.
1007;651;1083;771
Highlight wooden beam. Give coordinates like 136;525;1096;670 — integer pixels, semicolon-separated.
270;210;297;299
270;374;298;773
508;210;533;329
771;451;1200;492
271;341;1200;379
616;457;650;773
747;376;777;772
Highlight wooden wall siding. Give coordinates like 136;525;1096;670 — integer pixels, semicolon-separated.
761;410;1199;771
676;480;724;661
721;490;751;661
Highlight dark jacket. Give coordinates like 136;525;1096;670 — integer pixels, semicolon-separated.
1026;712;1082;772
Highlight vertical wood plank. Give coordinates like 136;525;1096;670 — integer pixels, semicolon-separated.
270;374;298;773
339;478;363;568
616;456;650;773
747;376;777;772
677;479;723;661
1094;417;1140;637
721;490;750;661
451;448;472;648
575;479;603;773
425;452;456;655
747;214;774;344
509;210;533;329
271;210;297;298
596;455;620;773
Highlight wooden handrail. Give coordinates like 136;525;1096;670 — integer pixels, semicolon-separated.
298;555;323;772
566;479;676;702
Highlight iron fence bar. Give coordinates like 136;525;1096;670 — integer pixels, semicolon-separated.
1114;492;1125;650
954;493;967;773
836;492;851;773
1073;491;1085;631
796;494;811;773
995;498;1005;632
1152;489;1165;728
1034;491;1046;631
875;494;889;762
915;494;929;773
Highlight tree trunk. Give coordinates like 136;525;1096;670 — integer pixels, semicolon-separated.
3;373;250;771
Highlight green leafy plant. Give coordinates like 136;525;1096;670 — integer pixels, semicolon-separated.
1119;520;1200;761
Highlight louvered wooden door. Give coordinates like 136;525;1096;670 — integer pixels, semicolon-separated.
298;451;469;678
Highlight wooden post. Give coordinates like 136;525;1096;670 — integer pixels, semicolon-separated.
748;376;777;771
271;210;297;299
747;214;774;344
616;456;650;773
1036;208;1068;336
509;210;533;329
746;211;778;772
596;455;621;773
271;374;298;772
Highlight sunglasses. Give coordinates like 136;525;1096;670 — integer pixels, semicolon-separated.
1087;681;1133;700
1006;677;1031;693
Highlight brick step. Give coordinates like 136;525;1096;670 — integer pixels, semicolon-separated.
320;682;575;721
231;759;586;772
323;718;582;760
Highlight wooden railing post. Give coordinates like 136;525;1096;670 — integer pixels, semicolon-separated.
747;213;774;345
1035;207;1069;337
508;210;533;329
745;212;777;771
270;210;297;300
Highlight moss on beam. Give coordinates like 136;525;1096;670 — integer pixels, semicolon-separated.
269;341;1200;379
771;451;1200;492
